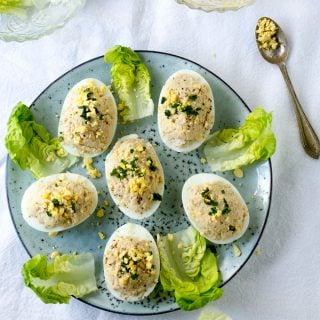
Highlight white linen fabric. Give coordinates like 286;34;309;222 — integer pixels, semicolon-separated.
1;1;320;319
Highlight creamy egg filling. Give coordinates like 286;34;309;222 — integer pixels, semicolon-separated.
107;138;163;213
104;237;157;297
187;182;248;241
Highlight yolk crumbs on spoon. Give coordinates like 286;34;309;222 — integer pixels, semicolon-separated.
256;18;279;50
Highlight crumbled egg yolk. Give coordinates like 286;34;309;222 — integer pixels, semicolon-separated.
233;168;244;178
167;90;179;105
83;157;101;179
48;231;59;237
256;18;279;50
118;247;154;282
128;177;149;195
255;249;261;256
200;157;207;164
43;185;78;220
96;208;105;218
98;231;106;240
104;200;109;207
233;244;242;257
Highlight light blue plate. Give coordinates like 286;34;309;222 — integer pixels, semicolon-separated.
6;51;272;315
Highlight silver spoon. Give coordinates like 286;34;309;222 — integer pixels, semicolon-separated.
255;17;320;159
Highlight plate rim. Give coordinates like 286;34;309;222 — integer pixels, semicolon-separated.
5;50;273;316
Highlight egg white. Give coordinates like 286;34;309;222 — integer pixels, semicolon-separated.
103;223;160;302
21;173;98;233
182;173;249;244
58;78;117;158
105;134;164;220
158;69;215;153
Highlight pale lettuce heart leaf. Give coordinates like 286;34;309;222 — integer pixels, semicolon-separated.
5;102;79;178
104;45;154;123
157;227;223;311
203;107;276;172
21;253;97;304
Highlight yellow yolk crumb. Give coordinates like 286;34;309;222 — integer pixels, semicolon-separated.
83;157;101;178
48;231;59;237
98;231;106;240
233;168;244;178
256;18;279;50
96;208;105;218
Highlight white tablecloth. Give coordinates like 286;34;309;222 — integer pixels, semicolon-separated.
1;1;320;319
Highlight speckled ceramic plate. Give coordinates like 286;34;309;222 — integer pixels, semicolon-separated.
6;51;272;315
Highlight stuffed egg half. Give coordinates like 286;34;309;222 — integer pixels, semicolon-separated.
21;173;98;232
103;223;160;302
105;134;164;219
158;69;214;153
58;78;117;157
182;173;249;244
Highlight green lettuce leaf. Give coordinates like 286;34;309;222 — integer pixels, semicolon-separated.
198;306;232;320
21;253;97;304
5;102;79;178
157;227;223;311
0;0;33;16
203;107;276;172
104;45;154;123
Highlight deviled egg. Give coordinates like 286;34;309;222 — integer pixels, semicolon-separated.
158;70;214;152
105;134;164;219
58;78;117;157
103;223;160;302
21;173;98;232
182;173;249;244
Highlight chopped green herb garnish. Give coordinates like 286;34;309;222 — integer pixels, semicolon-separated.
161;96;167;104
189;94;198;101
222;198;231;215
229;225;236;232
147;157;157;171
182;105;199;116
110;167;127;180
86;91;96;101
209;207;217;215
153;193;162;201
201;188;209;197
130;149;134;153
164;109;171;118
170;101;182;113
131;272;138;280
78;105;91;121
201;188;219;216
130;157;138;169
52;199;60;207
46;211;52;217
221;190;225;194
71;202;76;212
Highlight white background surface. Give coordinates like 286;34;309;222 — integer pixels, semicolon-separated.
1;1;320;319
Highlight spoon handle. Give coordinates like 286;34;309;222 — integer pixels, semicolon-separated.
279;62;320;159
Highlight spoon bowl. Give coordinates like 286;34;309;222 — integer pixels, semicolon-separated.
256;17;288;64
255;17;320;159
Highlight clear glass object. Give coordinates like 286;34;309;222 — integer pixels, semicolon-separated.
0;0;86;42
176;0;255;12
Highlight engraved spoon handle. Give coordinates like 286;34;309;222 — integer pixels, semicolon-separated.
279;62;320;159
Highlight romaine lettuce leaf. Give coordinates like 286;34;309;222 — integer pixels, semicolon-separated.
5;102;79;178
0;0;33;16
198;306;232;320
21;253;97;304
104;45;154;123
203;107;276;172
157;227;223;311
